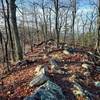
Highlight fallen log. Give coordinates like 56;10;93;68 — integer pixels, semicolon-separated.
35;39;55;48
15;59;37;68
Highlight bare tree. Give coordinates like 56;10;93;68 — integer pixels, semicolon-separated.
25;13;33;52
89;0;100;51
53;0;59;48
49;8;52;38
5;0;15;61
63;7;70;44
33;5;39;42
9;0;23;60
20;0;26;53
1;0;10;72
97;0;100;52
80;12;88;46
70;0;76;47
42;0;48;41
0;30;5;63
86;7;96;33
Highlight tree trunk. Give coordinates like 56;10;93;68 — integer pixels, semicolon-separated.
63;14;68;44
42;0;48;41
1;0;10;72
34;6;39;42
72;13;75;46
49;9;52;38
5;0;16;61
82;25;85;46
9;0;23;60
26;16;33;52
0;31;5;63
96;0;100;52
71;0;76;47
54;0;59;48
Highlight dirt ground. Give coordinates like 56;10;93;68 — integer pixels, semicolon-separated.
0;46;100;100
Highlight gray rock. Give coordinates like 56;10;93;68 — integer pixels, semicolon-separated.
82;63;90;69
55;69;68;75
35;65;48;76
29;65;49;87
49;59;68;74
29;73;49;87
63;50;70;55
25;80;65;100
94;81;100;87
96;66;100;72
83;71;90;77
50;59;61;70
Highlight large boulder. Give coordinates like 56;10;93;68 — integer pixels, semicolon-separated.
29;65;49;87
29;73;49;87
25;80;65;100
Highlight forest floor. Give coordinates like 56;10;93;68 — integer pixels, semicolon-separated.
0;43;100;100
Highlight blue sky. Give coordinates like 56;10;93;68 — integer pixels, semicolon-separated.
16;0;96;15
0;0;97;33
